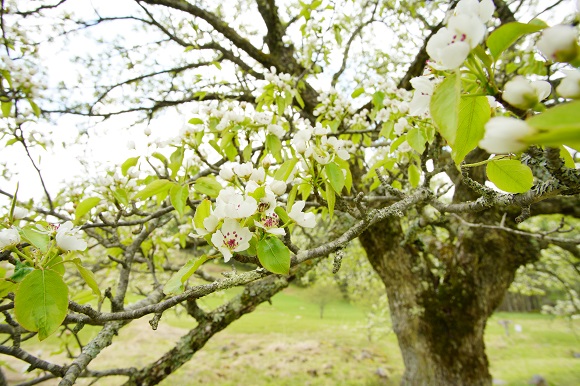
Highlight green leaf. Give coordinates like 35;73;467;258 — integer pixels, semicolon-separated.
525;101;580;149
134;179;174;201
188;117;204;125
407;127;426;154
486;159;533;193
408;163;421;188
257;236;290;275
453;96;490;165
0;279;16;298
169;147;184;178
351;87;365;98
430;72;461;145
324;162;345;193
193;199;212;229
72;258;101;299
324;181;335;218
193;176;222;198
487;21;546;60
28;99;41;117
274;206;290;224
10;260;34;283
14;269;68;340
20;226;50;253
112;188;129;206
266;134;282;157
274;158;298;182
121;156;140;176
74;197;101;223
45;254;65;276
164;255;210;295
1;101;12;117
170;184;189;217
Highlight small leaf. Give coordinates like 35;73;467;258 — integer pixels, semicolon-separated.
266;134;282;157
487;21;546;60
430;72;461;145
188;117;204;125
0;279;16;298
170;184;189;217
28;99;41;117
164;255;210;295
351;87;365;98
453;96;490;165
324;162;345;193
324;181;336;218
20;226;50;253
486;159;533;193
193;199;212;229
72;258;101;299
112;188;129;206
121;156;140;176
10;260;34;283
133;179;174;201
407;127;426;154
525;101;580;150
14;269;68;340
408;163;421;188
193;176;222;198
75;197;101;222
257;236;290;275
1;101;12;117
274;158;298;182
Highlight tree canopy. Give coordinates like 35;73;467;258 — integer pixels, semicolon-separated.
1;0;580;385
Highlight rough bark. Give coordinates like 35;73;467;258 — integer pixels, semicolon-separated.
359;208;540;385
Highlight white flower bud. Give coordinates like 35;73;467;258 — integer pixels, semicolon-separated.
270;180;287;196
556;69;580;99
537;25;579;63
479;117;535;154
502;76;551;110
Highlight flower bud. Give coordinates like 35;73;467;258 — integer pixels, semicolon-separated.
537;25;579;63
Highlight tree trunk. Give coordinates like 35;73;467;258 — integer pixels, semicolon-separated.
359;212;539;385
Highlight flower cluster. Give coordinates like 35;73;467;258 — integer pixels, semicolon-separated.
314;88;355;121
192;161;315;262
426;0;495;70
291;123;353;165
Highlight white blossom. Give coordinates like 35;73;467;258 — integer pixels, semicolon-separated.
455;0;495;23
0;227;20;250
12;207;27;219
233;162;254;179
267;124;285;138
213;187;258;219
556;69;580;99
219;166;235;181
537;25;579;63
210;218;252;262
288;201;316;228
479;117;535;154
250;167;266;184
255;212;285;236
426;14;485;69
56;221;88;251
409;76;435;116
502;76;551;110
270;180;287;196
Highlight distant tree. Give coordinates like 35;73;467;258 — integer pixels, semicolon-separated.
1;0;580;385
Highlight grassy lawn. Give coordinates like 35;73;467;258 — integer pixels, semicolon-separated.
3;286;579;385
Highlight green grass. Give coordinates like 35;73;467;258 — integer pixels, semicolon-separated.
3;286;579;385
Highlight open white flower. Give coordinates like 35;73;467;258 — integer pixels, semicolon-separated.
213;187;258;219
409;76;435;116
426;14;485;69
557;69;580;99
233;162;254;179
502;76;551;110
479;117;535;154
455;0;495;23
267;124;285;138
210;218;252;262
0;227;20;250
192;214;219;237
255;212;285;236
537;25;579;63
288;201;316;228
56;221;88;251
